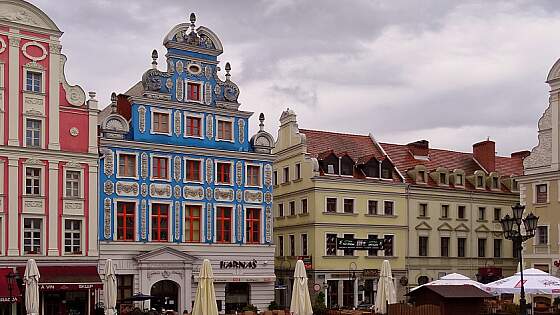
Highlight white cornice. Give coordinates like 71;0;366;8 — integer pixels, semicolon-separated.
0;146;98;162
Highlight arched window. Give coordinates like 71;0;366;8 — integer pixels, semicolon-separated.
417;276;430;285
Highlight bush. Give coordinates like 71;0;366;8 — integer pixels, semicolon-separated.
313;292;327;315
243;304;258;312
269;301;281;310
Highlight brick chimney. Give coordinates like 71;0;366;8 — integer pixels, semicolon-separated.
511;150;530;160
473;140;496;172
407;140;429;158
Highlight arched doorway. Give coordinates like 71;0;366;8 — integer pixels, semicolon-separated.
150;280;179;312
225;283;250;313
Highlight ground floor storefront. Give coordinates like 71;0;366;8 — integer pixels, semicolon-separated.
99;244;275;314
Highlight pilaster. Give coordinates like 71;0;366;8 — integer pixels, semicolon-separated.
6;158;18;256
47;160;58;256
88;164;99;257
48;42;61;150
7;34;19;147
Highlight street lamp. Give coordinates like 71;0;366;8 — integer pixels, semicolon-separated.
348;262;357;308
499;203;539;315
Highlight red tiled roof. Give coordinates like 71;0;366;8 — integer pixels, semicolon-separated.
299;129;385;161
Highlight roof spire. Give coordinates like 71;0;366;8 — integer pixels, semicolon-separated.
110;92;117;113
151;49;158;69
190;12;196;31
259;113;265;131
225;62;231;81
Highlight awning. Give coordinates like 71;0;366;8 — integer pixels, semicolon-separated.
0;268;21;303
17;265;102;291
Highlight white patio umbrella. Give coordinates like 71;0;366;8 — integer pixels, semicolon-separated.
103;259;117;315
192;259;218;315
485;268;560;295
374;260;397;314
410;273;485;292
290;260;313;315
24;259;40;315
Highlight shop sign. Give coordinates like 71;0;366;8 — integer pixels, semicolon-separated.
363;269;379;278
39;283;103;290
336;238;384;250
220;259;257;269
0;297;18;303
297;256;312;269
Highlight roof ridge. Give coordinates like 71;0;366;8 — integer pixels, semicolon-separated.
380;142;516;159
299;128;373;139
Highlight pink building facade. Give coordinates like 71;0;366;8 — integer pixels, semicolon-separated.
0;1;100;314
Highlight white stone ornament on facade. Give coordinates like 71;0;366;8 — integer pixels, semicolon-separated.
173;156;181;181
49;43;62;54
24;200;43;207
141;153;148;179
104;151;114;177
64;202;82;210
60;55;87;106
21;41;47;61
244;190;263;204
9;36;20;47
0;38;5;54
204;65;212;79
238;119;245;143
236;161;243;186
206;114;214;139
104;198;111;239
265;192;272;204
206;203;212;241
236;190;242;202
187;62;202;75
138;106;146;133
176;77;184;101
174;185;181;198
141;200;147;239
205;187;213;200
184;186;204;200
524;104;552;170
166;78;173;90
174;110;181;136
264;164;272;188
174;201;181;241
214;188;234;201
237;205;242;243
149;183;172;198
141;183;148;197
176;60;184;73
205;158;213;183
204;82;212;105
69;127;79;137
265;206;272;242
104;180;114;195
116;181;139;196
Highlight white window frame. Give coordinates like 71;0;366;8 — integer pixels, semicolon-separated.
183;201;205;243
24;117;44;149
491;176;500;190
215;116;234;142
341;233;355;256
301;233;308;256
116;151;139;180
300;198;308;214
383;234;395;257
245;162;263;188
418;202;428;217
475;173;485;189
343;198;355;214
214;203;235;243
325;232;338;256
214;160;234;186
441;204;450;219
148;200;173;242
283;166;290;183
150;154;172;182
183;157;204;184
277;203;284;217
150;107;172;136
23;67;45;94
288;200;296;216
454;172;465;186
22;215;44;255
112;198;139;241
325;196;338;213
367;199;379;215
533;182;549;204
62;217;83;256
23;163;44;196
535;225;550;245
295;163;301;179
288;234;296;257
63;165;83;199
457;204;467;219
183;112;205;139
185;80;204;104
383;200;395;216
243;205;264;244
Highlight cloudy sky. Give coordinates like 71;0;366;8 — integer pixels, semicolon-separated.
32;0;560;156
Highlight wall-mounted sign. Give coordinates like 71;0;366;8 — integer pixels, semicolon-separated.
336;238;384;250
363;269;379;278
297;256;313;269
220;259;257;269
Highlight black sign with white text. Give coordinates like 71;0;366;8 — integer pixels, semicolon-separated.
336;238;385;250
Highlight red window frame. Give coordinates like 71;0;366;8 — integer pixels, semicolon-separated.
153;112;169;133
117;202;135;241
246;208;261;244
247;165;260;186
151;204;169;242
217;162;231;184
185;116;201;137
118;154;136;177
185;160;201;182
187;82;201;101
217;120;232;140
216;207;232;243
185;205;201;242
152;157;168;179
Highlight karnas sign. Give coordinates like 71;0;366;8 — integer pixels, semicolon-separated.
220;260;258;269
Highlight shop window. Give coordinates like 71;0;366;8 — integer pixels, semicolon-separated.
478;238;486;257
278;235;284;256
478;207;486;221
458;205;466;219
187;82;201;101
278;203;284;217
64;219;81;254
152;112;169;134
152;156;169;180
494;208;501;221
26;119;41;147
301;199;308;214
246;208;260;244
216;162;232;184
441;204;449;218
246;165;260;186
368;235;378;256
26;71;42;92
326;198;337;213
342;280;354;308
418;236;428;256
384;201;394;215
458;238;466;257
185;159;201;182
289;234;295;256
440;237;449;257
117;202;135;241
368;200;378;215
327;280;339;308
151;204;169;242
343;234;354;256
289;201;295;216
326;234;337;256
419;203;428;217
65;170;80;198
117;275;133;303
343;199;354;214
185;205;201;243
118;154;137;178
301;234;308;256
536;184;548;204
536;226;548;245
25;167;41;195
23;218;41;254
217;120;233;140
217;207;232;243
494;239;502;258
185;116;201;137
384;235;394;256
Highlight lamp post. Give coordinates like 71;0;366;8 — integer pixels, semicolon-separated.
349;262;357;308
499;203;539;315
281;260;292;309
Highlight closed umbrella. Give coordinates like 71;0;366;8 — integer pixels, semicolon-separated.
290;260;313;315
192;259;218;315
104;259;117;315
24;259;40;315
374;260;397;314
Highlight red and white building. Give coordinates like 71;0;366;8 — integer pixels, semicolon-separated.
0;1;100;314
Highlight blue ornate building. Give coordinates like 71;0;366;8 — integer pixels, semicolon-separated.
97;13;275;313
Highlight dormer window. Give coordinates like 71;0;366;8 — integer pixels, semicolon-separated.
319;152;339;175
187;82;201;101
455;174;464;186
492;176;499;189
359;158;379;178
380;160;393;179
418;170;426;183
512;179;519;191
340;155;354;176
477;175;484;188
327;165;335;174
439;173;447;185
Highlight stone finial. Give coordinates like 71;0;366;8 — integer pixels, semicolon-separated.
190;12;196;30
259;113;265;131
110;92;117;113
225;62;231;81
87;91;98;109
151;49;158;69
88;91;96;100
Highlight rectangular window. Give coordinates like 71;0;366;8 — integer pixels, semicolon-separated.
25;167;41;195
417;171;425;183
419;203;427;217
368;235;378;256
65;170;80;198
477;176;484;187
152;157;169;180
455;174;463;185
536;226;548;245
185;205;201;242
289;234;295;256
283;167;290;183
343;199;354;214
117;202;135;241
492;177;499;189
494;208;501;221
301;199;308;214
384;201;394;215
216;162;231;184
441;204;449;218
118;154;137;178
494;239;502;258
246;208;261;244
513;239;520;258
151;204;169;242
458;205;466;219
216;207;232;243
64;219;81;254
23;218;41;254
273;171;278;186
278;203;284;217
368;200;378;215
185;116;201;137
326;198;337;213
458;238;466;257
26;119;41;147
419;236;428;256
289;201;295;216
478;207;485;221
217;120;233;140
295;163;301;179
343;234;354;256
384;235;394;256
185;159;201;182
117;275;133;303
478;238;486;257
26;71;41;92
247;165;261;186
439;173;447;184
187;82;201;101
301;234;308;256
152;112;169;133
326;233;337;256
536;184;548;203
440;237;449;257
278;235;284;256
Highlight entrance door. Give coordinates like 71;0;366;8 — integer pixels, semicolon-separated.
327;280;338;308
150;280;179;312
225;283;250;313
